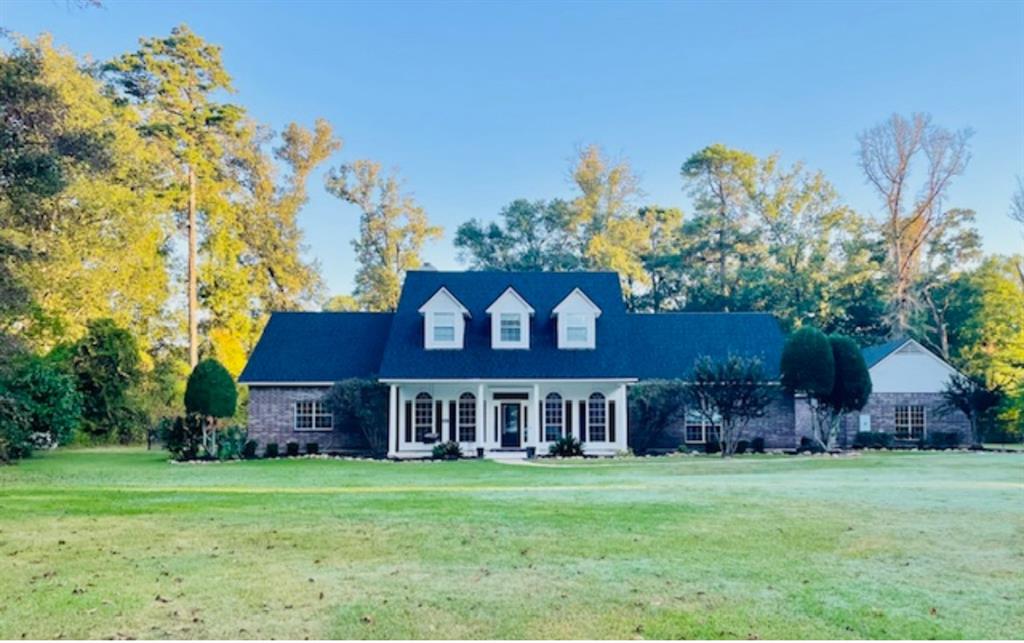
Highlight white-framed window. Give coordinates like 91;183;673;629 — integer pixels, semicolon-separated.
294;400;332;431
458;392;476;442
894;405;925;439
432;312;455;342
499;313;522;343
414;392;434;442
544;392;563;442
588;393;607;441
565;313;589;343
684;410;721;444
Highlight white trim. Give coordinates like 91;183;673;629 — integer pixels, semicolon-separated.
244;382;335;387
484;286;535;315
417;286;471;317
552;287;602;317
868;338;961;378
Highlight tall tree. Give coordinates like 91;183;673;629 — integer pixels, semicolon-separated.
568;144;642;261
680;144;761;310
1;36;172;355
913;208;981;359
325;160;441;311
857;113;972;334
454;199;581;271
106;24;241;368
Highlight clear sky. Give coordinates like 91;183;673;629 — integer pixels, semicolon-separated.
4;0;1022;297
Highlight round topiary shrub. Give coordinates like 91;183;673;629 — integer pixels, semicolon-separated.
184;359;237;419
780;326;835;397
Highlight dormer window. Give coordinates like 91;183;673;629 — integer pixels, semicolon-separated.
553;288;601;350
419;287;470;350
432;312;455;342
565;314;589;343
486;287;534;349
500;314;522;342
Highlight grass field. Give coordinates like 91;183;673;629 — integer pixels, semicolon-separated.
1;448;1022;639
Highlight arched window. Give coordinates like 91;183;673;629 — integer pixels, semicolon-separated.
414;393;434;442
588;392;607;441
544;393;563;442
458;392;476;442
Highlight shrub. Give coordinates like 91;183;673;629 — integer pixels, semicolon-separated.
927;431;961;449
216;426;246;460
751;436;766;453
322;379;388;457
306;442;320;455
798;436;826;453
431;440;461;459
69;319;147;443
0;392;31;463
242;440;258;460
184;359;237;420
548;436;583;457
1;356;82;446
853;432;892;449
286;441;300;457
704;439;721;454
159;415;204;461
265;442;279;458
735;440;749;454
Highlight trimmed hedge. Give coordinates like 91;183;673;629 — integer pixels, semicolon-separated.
853;432;892;449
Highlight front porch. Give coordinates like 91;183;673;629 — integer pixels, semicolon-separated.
383;380;630;459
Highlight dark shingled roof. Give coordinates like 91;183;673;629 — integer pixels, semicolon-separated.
238;271;788;383
860;337;910;368
238;312;393;383
378;271;635;379
628;313;785;379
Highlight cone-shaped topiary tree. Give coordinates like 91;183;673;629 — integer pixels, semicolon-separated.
184;359;237;457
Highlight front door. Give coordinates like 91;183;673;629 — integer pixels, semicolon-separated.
500;403;521;447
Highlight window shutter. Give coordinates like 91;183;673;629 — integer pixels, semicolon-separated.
404;401;412;443
494;407;499;442
579;401;587;442
565;401;573;438
435;401;443;438
449;401;457;441
609;400;616;442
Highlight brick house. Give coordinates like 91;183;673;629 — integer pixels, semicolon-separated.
237;271;969;457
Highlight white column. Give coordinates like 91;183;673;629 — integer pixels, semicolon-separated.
388;385;398;455
616;384;628;451
476;383;485;452
532;383;541;447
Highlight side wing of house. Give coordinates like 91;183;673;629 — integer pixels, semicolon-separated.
843;338;969;444
238;312;393;454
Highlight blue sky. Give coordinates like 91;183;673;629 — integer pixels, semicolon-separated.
4;0;1022;297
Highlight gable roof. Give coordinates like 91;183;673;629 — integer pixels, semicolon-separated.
860;337;913;368
418;286;471;316
379;271;631;379
552;287;602;317
238;272;789;384
628;313;785;380
485;286;536;315
238;312;393;383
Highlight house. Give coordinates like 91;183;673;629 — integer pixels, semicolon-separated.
238;271;971;457
838;337;968;445
238;270;793;458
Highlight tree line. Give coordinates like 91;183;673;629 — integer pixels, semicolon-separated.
1;25;1021;459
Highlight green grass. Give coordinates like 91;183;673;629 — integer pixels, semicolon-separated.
1;449;1022;639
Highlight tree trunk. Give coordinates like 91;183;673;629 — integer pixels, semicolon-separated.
187;164;199;368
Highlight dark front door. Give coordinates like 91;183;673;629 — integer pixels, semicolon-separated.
500;403;521;447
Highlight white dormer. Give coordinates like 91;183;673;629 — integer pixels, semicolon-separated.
485;287;534;350
552;288;601;349
418;287;470;350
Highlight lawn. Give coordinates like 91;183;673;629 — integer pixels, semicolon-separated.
1;449;1021;639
